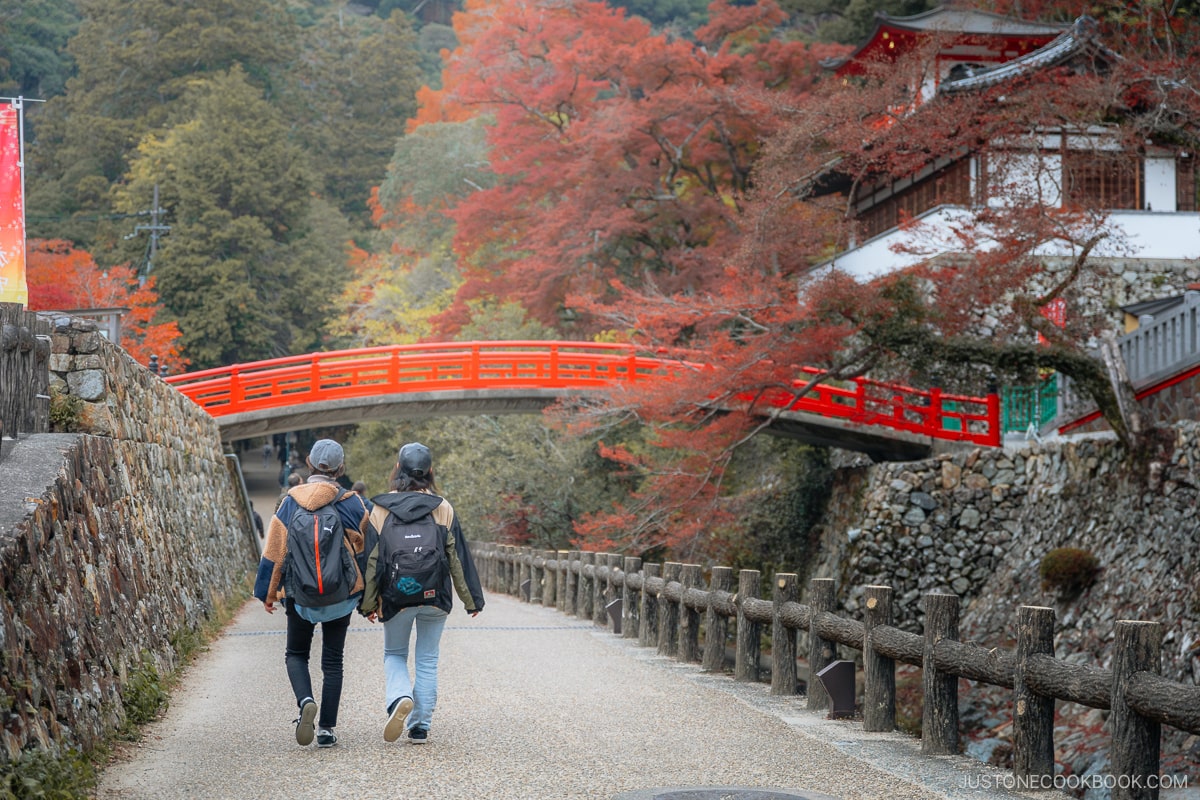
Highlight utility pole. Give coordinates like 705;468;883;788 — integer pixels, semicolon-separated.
125;184;170;286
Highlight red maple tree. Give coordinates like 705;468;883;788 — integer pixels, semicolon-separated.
405;0;846;334
26;239;188;373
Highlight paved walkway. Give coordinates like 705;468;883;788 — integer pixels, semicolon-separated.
95;446;1069;800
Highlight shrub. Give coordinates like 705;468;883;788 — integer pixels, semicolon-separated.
0;747;95;800
122;652;168;727
1039;547;1100;595
47;386;82;432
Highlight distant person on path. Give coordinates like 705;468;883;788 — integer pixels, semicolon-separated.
360;442;485;745
275;471;303;511
262;442;272;467
254;439;373;749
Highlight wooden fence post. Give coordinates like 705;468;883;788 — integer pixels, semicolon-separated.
735;569;761;682
606;553;622;622
772;573;799;696
541;550;556;608
808;578;837;711
577;552;595;621
564;550;579;616
1111;620;1162;800
1014;605;1055;782
506;545;518;595
703;566;734;672
862;585;896;732
658;562;682;657
519;546;531;601
556;550;570;613
922;592;959;755
679;564;702;663
639;563;660;647
529;547;542;604
622;556;642;639
592;552;609;627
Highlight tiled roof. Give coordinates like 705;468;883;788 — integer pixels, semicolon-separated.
939;16;1116;93
873;7;1066;37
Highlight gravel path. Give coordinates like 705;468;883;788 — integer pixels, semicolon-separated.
95;591;1070;800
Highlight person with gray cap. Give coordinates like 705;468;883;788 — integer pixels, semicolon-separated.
254;438;373;749
360;441;485;745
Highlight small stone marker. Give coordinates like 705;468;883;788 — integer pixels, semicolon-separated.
606;597;622;635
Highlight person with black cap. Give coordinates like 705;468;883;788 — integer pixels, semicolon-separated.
254;438;372;749
360;441;485;745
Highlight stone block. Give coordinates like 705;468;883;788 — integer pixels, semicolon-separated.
67;369;107;402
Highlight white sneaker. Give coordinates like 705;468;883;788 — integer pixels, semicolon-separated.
384;696;413;742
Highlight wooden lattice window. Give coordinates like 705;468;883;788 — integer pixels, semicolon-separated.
856;159;972;240
1178;155;1197;212
1063;151;1141;209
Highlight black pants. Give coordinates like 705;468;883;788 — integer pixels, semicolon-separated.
284;600;351;729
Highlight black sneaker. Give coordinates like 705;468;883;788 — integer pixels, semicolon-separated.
384;696;414;743
294;698;317;746
408;726;429;744
316;728;338;748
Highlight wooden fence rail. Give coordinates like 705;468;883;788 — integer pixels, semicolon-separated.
473;544;1200;800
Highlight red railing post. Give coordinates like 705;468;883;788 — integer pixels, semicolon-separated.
228;366;241;412
987;391;1001;446
855;377;866;416
549;343;559;382
928;387;942;436
470;343;481;385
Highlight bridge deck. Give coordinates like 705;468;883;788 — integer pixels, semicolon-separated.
95;465;1061;800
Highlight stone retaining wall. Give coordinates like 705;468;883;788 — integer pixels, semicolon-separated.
813;426;1200;775
0;314;257;762
817;428;1200;682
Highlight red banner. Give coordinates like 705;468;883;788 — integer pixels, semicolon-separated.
0;103;27;305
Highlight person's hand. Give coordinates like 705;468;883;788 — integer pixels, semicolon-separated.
469;610;481;618
367;611;379;623
263;601;276;614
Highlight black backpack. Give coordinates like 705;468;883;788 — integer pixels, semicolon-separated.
376;508;448;620
282;489;358;607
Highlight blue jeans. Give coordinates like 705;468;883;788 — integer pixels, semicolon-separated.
383;605;448;730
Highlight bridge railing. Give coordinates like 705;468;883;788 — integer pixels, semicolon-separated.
474;545;1199;799
166;342;1000;447
165;341;693;414
768;367;999;447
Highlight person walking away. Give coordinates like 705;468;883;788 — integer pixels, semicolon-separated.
254;439;372;748
360;442;484;745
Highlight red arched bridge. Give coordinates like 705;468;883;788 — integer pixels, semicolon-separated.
165;341;1000;461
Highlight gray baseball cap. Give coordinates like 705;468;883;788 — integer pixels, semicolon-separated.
308;439;344;471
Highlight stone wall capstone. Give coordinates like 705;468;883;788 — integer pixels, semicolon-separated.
0;312;257;762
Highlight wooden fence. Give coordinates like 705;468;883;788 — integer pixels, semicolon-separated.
473;544;1200;800
0;303;51;455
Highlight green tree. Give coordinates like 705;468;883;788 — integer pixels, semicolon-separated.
0;0;79;99
114;67;348;368
26;0;297;243
335;117;495;345
280;8;424;225
788;0;936;44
